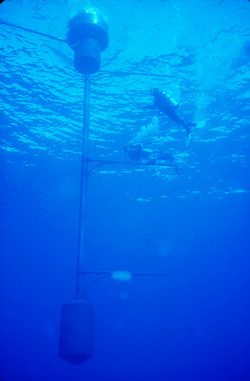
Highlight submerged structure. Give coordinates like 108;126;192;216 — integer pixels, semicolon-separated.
57;7;171;365
58;9;109;364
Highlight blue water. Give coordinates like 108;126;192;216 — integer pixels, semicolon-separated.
1;0;250;380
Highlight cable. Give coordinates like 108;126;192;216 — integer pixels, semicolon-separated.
0;18;66;43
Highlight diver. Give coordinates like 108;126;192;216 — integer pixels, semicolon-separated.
124;142;178;172
150;88;196;144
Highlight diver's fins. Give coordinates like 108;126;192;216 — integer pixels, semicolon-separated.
185;122;196;146
186;122;197;130
186;132;191;146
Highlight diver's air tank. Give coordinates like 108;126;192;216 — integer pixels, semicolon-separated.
164;91;179;108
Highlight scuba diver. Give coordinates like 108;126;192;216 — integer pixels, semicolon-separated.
151;88;196;144
124;142;179;172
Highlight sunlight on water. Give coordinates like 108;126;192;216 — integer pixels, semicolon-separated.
0;0;249;198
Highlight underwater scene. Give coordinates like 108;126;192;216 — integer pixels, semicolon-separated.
0;0;250;380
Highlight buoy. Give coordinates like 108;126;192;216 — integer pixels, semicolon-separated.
67;10;109;74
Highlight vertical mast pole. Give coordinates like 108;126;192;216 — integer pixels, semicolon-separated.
75;74;91;300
